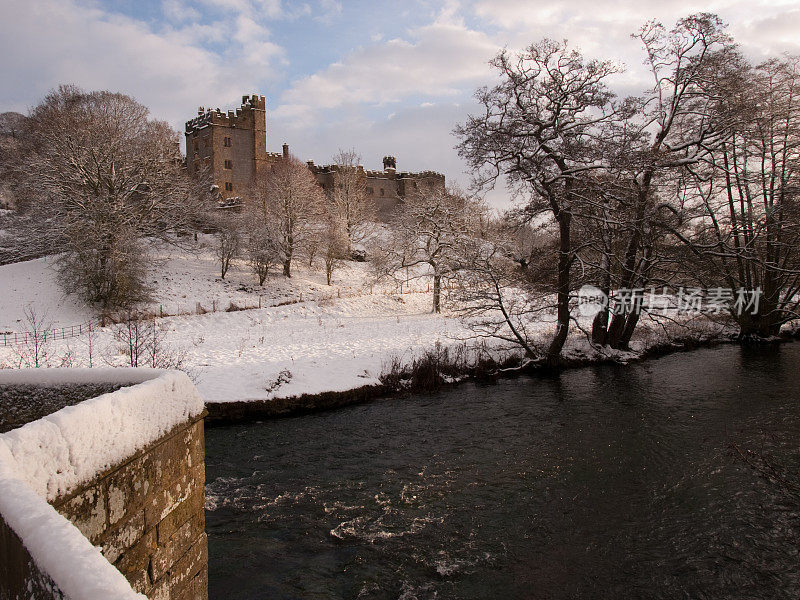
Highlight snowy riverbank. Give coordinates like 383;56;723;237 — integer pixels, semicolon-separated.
0;248;743;411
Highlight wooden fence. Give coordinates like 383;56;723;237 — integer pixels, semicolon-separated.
1;320;98;347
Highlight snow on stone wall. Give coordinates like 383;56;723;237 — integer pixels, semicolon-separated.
0;369;206;600
0;369;205;501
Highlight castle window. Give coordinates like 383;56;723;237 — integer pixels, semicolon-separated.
380;188;385;196
366;187;373;195
224;137;232;147
224;160;233;170
203;137;209;148
225;182;233;192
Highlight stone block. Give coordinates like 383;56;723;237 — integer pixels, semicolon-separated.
151;514;204;583
172;566;208;600
149;578;171;600
126;567;151;595
106;453;152;525
166;534;208;599
55;486;107;544
144;464;201;531
114;527;156;577
148;420;202;492
100;508;145;564
157;488;205;545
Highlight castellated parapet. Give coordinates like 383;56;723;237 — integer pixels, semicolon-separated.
185;93;446;218
309;160;445;220
185;94;274;202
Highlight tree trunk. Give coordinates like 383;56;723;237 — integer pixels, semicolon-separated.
591;261;611;345
432;273;441;314
546;210;571;366
618;307;641;350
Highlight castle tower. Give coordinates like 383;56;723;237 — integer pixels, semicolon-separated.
185;94;269;202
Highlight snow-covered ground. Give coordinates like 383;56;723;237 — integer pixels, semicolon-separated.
0;256;93;331
0;240;730;404
0;243;517;403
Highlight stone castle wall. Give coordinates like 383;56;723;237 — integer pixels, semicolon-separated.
186;94;268;200
186;93;446;212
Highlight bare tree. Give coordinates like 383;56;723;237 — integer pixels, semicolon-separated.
451;225;544;359
11;85;209;309
376;188;481;313
456;40;619;365
10;305;53;368
322;212;348;285
601;14;733;349
111;312;188;370
329;148;374;254
248;227;279;286
252;156;326;277
675;55;800;338
212;211;242;279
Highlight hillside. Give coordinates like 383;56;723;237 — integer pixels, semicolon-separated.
0;240;496;403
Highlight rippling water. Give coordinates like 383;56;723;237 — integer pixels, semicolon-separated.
205;343;800;599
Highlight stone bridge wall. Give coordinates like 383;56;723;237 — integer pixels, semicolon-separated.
54;414;208;600
0;370;208;600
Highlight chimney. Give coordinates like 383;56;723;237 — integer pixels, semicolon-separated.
282;143;289;159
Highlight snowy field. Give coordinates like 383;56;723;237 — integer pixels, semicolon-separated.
0;241;730;404
0;243;520;403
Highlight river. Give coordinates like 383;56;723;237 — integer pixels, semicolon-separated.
205;343;800;599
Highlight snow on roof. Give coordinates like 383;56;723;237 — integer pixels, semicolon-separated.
0;369;205;501
0;369;204;600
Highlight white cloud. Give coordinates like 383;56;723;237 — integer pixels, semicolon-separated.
0;0;284;129
162;0;201;23
274;18;498;123
233;14;285;67
470;0;800;78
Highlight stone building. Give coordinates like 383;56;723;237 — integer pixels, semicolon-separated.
185;94;445;216
308;156;445;221
185;94;285;204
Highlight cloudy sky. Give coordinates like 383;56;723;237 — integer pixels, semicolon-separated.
1;0;798;206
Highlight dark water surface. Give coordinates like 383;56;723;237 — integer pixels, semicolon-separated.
205;344;800;599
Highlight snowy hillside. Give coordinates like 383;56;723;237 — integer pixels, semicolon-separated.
0;242;509;403
0;240;730;405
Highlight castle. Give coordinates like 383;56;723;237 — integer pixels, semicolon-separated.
185;94;445;218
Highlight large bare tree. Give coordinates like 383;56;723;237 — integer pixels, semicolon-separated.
456;39;619;365
251;156;326;277
602;14;733;349
11;85;207;308
375;188;483;313
675;55;800;338
329;148;374;254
